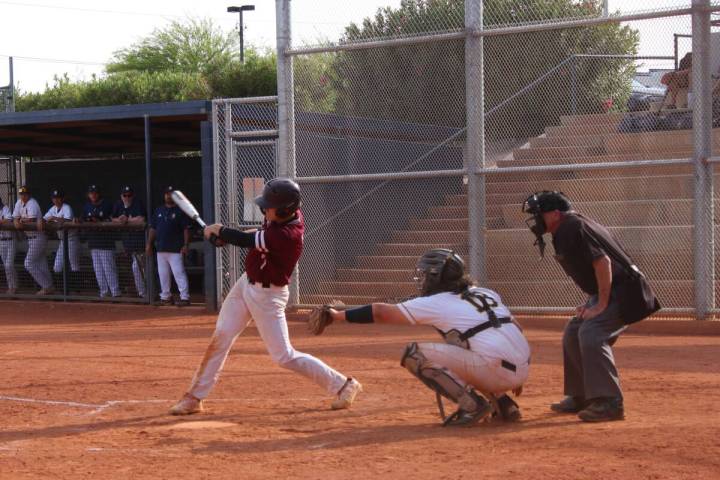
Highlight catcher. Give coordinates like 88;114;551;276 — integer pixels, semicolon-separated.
309;248;530;427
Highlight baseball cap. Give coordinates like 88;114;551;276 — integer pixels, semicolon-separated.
50;189;65;198
121;185;134;195
87;184;99;193
18;185;30;195
164;186;175;193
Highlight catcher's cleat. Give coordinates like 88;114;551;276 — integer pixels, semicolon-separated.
169;393;204;416
442;402;493;427
496;394;522;422
331;377;362;410
578;398;624;423
550;395;586;414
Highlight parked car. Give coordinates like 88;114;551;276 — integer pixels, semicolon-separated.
627;79;667;111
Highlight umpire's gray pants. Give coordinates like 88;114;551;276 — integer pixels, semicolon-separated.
563;294;627;400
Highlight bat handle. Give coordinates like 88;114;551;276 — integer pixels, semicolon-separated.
208;233;223;248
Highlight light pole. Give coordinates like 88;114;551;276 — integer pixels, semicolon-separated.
227;5;255;63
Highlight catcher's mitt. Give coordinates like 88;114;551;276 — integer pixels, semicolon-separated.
308;300;345;335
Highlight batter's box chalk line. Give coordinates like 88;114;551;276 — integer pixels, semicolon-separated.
0;395;315;415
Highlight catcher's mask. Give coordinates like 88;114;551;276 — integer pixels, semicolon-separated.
413;249;465;296
521;191;571;258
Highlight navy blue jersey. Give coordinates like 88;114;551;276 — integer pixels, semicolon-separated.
112;200;146;252
150;205;190;253
83;199;115;250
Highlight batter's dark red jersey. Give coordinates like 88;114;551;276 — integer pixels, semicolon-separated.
245;210;304;286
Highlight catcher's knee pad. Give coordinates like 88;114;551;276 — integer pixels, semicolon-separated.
400;342;465;403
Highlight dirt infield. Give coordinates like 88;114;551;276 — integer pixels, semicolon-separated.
1;302;718;480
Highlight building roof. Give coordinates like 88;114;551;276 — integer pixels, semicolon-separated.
0;100;211;157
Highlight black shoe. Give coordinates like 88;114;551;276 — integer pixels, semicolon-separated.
496;394;521;422
551;396;586;414
158;298;174;306
578;398;625;423
175;299;191;307
442;403;493;427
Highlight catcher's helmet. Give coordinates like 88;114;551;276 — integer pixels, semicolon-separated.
255;178;301;218
414;248;466;296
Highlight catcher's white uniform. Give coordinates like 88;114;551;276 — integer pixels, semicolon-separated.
398;287;530;396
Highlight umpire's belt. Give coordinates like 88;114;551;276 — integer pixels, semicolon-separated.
248;279;271;289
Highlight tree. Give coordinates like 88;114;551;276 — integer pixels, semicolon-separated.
106;18;235;77
16;18;277;111
315;0;639;140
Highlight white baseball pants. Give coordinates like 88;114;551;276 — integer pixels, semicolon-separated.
91;249;120;297
131;254;146;297
25;235;53;290
53;236;80;273
188;274;347;400
157;252;189;301
418;342;529;397
0;239;17;291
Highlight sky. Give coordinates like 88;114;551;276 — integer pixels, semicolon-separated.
0;0;703;94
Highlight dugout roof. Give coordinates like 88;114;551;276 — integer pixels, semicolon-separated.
0;100;211;157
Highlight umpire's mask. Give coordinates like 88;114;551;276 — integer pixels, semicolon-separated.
414;249;465;296
521;191;571;259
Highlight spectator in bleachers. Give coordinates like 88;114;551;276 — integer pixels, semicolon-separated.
83;185;120;299
112;185;146;298
0;195;17;295
44;189;80;275
13;186;54;295
146;186;191;306
661;52;692;109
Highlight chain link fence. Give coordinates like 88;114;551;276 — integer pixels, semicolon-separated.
212;97;278;304
272;1;720;318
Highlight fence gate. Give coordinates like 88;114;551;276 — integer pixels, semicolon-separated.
212;97;278;305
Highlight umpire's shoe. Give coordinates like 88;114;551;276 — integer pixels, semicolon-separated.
550;395;586;414
169;393;204;415
578;397;625;423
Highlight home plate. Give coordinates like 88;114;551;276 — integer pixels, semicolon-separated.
167;421;236;430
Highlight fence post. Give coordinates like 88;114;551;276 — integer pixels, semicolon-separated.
692;0;714;319
570;55;578;115
276;0;300;306
62;228;69;301
465;0;486;284
144;115;155;305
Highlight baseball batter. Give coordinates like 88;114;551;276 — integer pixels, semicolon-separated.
44;189;80;274
13;186;53;295
170;178;361;415
0;195;17;294
311;249;530;427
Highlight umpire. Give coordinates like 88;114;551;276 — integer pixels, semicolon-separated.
522;191;660;422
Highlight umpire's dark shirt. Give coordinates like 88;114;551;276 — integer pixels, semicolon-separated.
551;213;630;296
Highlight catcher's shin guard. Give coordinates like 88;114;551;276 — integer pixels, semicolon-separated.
401;342;489;423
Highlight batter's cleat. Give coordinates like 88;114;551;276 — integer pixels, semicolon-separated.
551;396;586;414
331;377;362;410
497;394;522;422
442;402;493;427
578;397;625;423
169;393;204;416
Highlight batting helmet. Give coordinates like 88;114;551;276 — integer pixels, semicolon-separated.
254;178;301;218
414;248;467;296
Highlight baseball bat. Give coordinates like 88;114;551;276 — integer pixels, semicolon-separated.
170;190;223;247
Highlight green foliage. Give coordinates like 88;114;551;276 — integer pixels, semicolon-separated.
294;52;338;113
16;18;276;111
107;18;235;76
315;0;640;140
